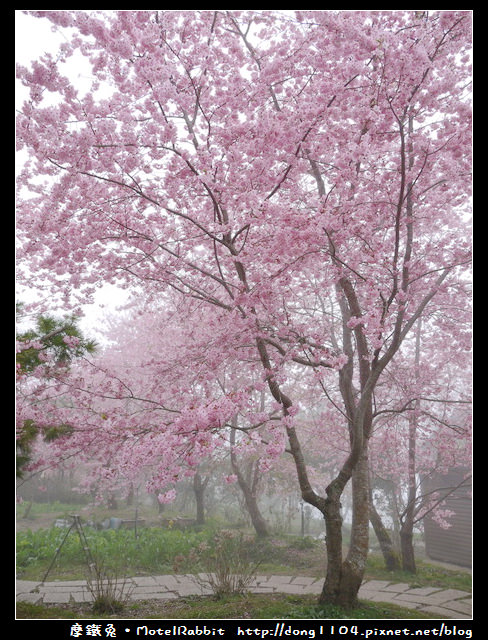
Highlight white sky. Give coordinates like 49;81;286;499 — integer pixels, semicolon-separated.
16;11;130;339
15;12;57;65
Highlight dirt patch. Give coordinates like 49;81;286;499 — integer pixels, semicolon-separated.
17;514;60;533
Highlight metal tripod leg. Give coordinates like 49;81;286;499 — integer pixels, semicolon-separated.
71;514;96;573
40;514;95;584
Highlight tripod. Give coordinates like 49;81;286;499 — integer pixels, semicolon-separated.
41;514;96;583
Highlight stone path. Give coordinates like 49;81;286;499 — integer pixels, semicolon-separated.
16;574;472;619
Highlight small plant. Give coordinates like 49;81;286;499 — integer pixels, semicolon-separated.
174;530;262;599
85;559;134;614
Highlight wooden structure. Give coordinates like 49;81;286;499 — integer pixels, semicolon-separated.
422;467;472;568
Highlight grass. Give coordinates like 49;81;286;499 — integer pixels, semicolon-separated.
16;524;472;592
16;525;330;582
364;553;472;592
16;525;210;581
16;506;471;619
16;592;443;620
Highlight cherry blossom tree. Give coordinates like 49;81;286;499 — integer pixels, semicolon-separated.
16;10;471;608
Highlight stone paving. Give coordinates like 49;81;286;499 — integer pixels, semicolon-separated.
16;574;472;618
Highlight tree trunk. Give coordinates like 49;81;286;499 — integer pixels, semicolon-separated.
254;304;375;607
400;317;422;574
370;498;400;571
320;484;344;603
126;483;134;506
156;495;165;514
193;472;207;525
230;419;269;537
400;528;416;573
238;476;269;537
340;447;371;607
318;445;371;609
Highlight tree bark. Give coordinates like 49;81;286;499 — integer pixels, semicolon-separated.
126;483;134;506
193;472;207;525
370;501;400;571
230;419;269;537
400;528;416;573
400;460;418;573
237;474;269;537
320;482;344;603
342;447;371;604
400;317;422;573
319;445;371;608
369;486;401;571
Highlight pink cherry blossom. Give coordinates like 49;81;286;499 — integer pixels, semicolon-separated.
157;489;177;505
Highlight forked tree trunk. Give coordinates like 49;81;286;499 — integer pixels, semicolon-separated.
319;447;371;608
